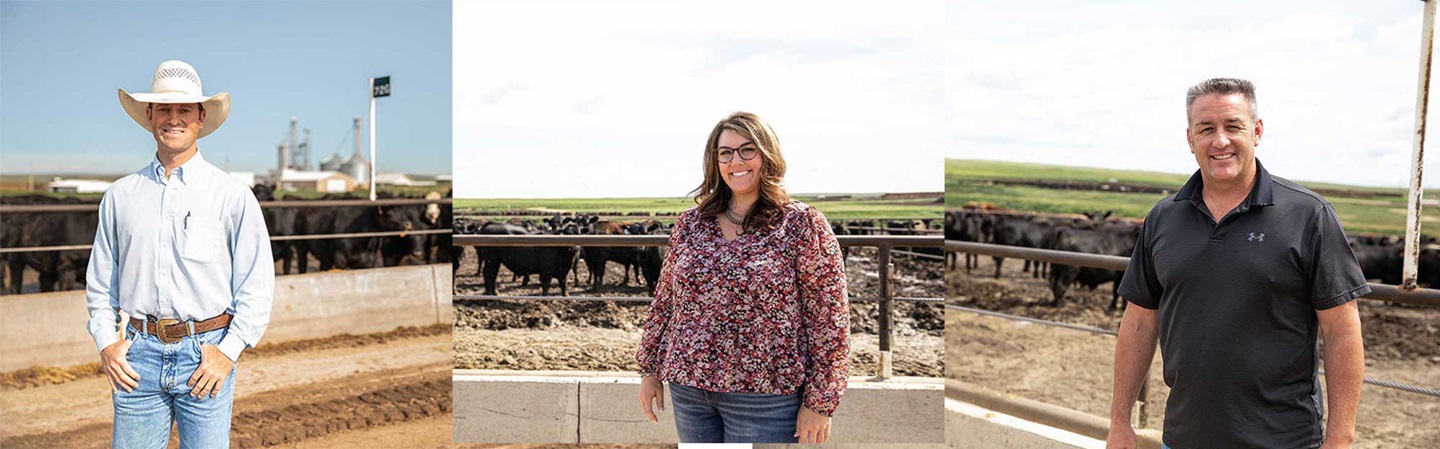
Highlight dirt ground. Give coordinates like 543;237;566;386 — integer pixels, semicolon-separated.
0;326;453;448
454;247;945;377
947;255;1440;448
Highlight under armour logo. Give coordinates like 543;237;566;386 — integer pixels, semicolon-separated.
1248;232;1265;242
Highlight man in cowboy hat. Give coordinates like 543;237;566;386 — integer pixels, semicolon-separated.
87;60;274;447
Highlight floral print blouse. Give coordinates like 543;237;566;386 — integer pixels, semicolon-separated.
637;201;850;416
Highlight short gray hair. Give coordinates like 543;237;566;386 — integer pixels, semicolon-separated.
1185;78;1258;123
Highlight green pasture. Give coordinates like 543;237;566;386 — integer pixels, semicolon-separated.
945;159;1421;198
946;159;1431;235
455;195;942;220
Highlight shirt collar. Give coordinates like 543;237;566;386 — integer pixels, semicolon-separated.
150;151;208;185
1173;158;1274;208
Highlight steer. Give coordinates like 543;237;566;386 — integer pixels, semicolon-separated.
1045;219;1139;309
253;184;299;274
477;222;577;296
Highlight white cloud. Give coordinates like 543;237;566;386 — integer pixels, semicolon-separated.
948;0;1433;188
454;0;943;198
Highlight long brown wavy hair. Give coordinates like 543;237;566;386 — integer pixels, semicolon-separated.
690;111;791;233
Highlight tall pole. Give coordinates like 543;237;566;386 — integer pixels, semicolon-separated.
1404;0;1437;290
288;117;298;170
369;77;377;201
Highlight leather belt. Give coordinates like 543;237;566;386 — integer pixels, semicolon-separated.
130;313;232;344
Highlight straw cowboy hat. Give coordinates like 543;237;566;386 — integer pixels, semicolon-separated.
118;60;230;139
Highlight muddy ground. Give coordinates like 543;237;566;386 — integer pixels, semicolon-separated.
947;255;1440;448
0;325;454;448
454;247;945;377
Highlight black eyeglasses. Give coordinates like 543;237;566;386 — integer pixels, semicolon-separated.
717;147;758;163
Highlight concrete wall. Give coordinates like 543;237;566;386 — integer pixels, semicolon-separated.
452;370;943;444
0;264;452;372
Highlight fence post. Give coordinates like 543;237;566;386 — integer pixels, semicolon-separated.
878;243;894;379
1404;0;1438;290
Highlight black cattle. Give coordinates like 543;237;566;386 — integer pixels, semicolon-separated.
3;195;98;294
907;219;946;260
580;219;640;291
452;217;488;276
630;220;668;295
424;191;452;266
955;211;993;273
293;195;415;272
253;184;300;274
990;214;1061;279
1420;246;1440;288
1045;219;1139;309
477;223;577;296
535;214;591;288
831;221;851;262
845;220;864;236
1350;239;1402;286
380;212;425;267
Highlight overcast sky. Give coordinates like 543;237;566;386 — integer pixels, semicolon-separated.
948;0;1433;188
454;0;944;198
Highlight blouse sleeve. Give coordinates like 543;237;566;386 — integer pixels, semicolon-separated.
796;206;850;416
636;210;688;376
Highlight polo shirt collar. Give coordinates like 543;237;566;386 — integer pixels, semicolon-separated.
1173;158;1274;208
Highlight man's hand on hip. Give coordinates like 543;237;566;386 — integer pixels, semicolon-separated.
100;339;140;394
188;343;233;399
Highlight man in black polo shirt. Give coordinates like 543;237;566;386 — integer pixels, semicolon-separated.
1107;78;1368;449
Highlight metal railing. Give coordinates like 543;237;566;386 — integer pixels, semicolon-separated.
0;198;453;255
0;197;451;213
453;234;942;378
944;240;1440;308
455;213;941;222
0;230;449;254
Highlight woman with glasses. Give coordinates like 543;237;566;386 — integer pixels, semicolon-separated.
635;111;850;444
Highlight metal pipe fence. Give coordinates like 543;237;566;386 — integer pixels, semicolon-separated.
0;197;451;213
0;229;451;254
455;234;942;378
944;240;1440;308
454;294;942;303
455;213;941;222
0;199;453;254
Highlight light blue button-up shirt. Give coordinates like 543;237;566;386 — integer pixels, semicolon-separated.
86;152;274;362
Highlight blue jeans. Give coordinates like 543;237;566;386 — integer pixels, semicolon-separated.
113;324;235;449
668;382;801;443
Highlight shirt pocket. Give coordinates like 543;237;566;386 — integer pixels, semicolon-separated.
180;214;225;263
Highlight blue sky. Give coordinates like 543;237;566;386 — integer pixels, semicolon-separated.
0;1;451;177
453;0;944;198
949;0;1435;188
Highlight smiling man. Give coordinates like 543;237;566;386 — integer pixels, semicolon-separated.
87;60;273;448
1106;78;1368;449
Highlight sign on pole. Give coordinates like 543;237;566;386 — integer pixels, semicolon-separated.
373;76;391;98
368;76;390;201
